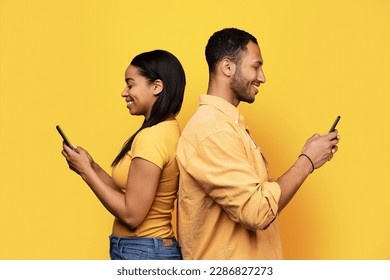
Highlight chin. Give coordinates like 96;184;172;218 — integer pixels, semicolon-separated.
241;95;255;104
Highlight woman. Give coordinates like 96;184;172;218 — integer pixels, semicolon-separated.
61;50;185;260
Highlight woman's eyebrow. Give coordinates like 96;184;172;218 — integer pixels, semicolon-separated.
125;77;135;83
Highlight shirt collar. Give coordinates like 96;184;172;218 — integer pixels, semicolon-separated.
199;94;246;128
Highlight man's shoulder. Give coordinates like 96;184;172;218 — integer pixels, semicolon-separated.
185;105;228;130
180;105;238;146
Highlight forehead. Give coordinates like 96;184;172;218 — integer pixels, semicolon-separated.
125;65;140;78
240;41;263;64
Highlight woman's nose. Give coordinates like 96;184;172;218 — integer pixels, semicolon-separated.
121;87;128;97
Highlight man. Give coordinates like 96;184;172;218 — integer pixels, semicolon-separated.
176;28;340;259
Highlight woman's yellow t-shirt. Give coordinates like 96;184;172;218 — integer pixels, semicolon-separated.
111;119;180;238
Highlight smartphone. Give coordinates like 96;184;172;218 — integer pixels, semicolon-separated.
56;125;75;150
329;116;341;133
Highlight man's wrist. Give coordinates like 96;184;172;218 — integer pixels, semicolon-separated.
298;154;314;174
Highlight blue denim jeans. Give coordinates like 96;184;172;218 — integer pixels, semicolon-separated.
109;235;182;260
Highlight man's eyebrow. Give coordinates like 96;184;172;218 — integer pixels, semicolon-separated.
254;60;263;66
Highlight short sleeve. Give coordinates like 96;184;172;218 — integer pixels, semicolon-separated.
131;129;167;169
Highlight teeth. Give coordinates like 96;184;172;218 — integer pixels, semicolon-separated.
126;100;134;108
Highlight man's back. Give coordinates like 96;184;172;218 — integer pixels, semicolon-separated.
176;94;283;259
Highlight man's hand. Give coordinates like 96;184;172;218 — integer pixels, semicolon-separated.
300;130;340;171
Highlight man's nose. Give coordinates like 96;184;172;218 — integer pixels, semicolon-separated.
259;69;266;83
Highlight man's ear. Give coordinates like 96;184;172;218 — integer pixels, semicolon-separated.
220;58;236;77
152;79;164;96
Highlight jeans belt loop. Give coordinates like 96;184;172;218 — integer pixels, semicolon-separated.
153;238;159;253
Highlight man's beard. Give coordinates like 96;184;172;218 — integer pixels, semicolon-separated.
230;68;255;104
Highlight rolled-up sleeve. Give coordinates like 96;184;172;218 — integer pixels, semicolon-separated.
185;130;281;231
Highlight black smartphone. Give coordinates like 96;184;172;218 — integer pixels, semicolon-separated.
329;116;341;133
56;125;74;150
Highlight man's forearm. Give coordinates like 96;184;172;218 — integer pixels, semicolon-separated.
276;155;313;212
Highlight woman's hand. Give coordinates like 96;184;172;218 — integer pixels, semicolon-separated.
61;143;94;177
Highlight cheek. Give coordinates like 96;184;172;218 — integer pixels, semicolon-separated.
248;71;257;81
238;70;253;84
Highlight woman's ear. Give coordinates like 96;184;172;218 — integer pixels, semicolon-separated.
220;58;236;77
152;79;164;96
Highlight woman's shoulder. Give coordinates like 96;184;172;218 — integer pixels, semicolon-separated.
132;120;180;163
135;120;180;144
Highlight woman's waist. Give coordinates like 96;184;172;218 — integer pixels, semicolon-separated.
112;217;174;238
109;234;178;248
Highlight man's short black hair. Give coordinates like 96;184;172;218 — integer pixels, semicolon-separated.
205;28;258;73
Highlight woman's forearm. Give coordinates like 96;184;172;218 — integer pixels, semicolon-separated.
92;162;122;192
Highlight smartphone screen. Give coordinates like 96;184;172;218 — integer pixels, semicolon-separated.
56;125;74;150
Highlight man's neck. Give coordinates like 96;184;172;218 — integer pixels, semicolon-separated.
207;79;240;107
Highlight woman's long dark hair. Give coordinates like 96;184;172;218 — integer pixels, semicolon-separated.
112;50;186;166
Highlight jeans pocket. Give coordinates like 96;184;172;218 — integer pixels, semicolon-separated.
154;246;182;260
121;246;145;260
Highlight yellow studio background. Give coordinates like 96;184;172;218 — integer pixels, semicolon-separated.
0;0;389;259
